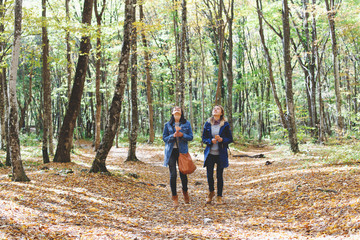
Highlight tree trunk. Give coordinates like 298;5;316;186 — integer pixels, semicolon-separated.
42;0;51;164
318;76;325;143
173;0;179;105
0;0;5;150
256;0;287;129
94;0;106;151
282;0;299;153
177;0;186;109
224;0;234;131
185;2;193;129
4;68;11;166
66;0;72;100
354;60;358;118
195;3;206;130
18;66;32;132
310;0;317;136
53;0;94;163
0;68;5;150
90;0;133;172
127;0;139;162
325;0;344;134
139;3;155;144
9;0;30;181
215;0;224;105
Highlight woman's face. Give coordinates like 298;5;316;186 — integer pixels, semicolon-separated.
212;106;222;117
172;107;182;116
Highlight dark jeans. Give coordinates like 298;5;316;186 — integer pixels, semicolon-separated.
205;154;224;197
169;148;188;196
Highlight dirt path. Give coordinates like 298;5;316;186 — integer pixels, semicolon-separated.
1;142;360;239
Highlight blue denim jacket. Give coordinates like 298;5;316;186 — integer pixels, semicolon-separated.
202;120;233;168
162;120;193;167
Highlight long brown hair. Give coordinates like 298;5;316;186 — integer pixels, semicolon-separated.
209;105;227;126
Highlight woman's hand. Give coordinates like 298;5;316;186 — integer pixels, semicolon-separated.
215;135;223;142
212;138;217;144
174;131;183;137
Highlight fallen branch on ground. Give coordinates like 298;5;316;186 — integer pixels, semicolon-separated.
233;154;265;158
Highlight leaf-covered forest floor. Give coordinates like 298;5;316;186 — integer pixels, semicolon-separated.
2;139;360;239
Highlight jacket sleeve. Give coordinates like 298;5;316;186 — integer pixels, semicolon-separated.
221;124;233;145
163;123;175;143
202;123;212;145
180;121;193;141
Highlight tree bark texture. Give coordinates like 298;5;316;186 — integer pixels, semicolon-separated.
53;0;94;163
90;0;133;172
282;0;299;153
127;0;139;162
42;0;51;164
139;3;155;144
325;0;344;135
9;0;30;181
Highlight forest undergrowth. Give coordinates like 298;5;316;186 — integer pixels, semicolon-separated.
1;140;360;239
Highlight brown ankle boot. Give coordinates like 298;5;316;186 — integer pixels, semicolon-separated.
216;196;224;205
183;190;190;204
206;191;215;204
172;195;179;208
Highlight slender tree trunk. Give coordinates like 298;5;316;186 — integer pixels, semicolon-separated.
53;0;94;163
215;0;224;105
48;116;54;155
94;0;106;150
310;0;317;136
4;67;11;166
256;0;287;129
18;67;32;132
177;0;186;108
354;60;358;117
345;57;351;127
42;0;51;164
0;0;6;150
139;3;155;143
127;0;139;162
173;0;179;105
9;0;29;181
282;0;299;153
0;68;5;150
223;0;234;131
325;0;344;134
318;72;325;143
90;0;133;172
195;3;205;129
65;0;72;100
184;1;193;128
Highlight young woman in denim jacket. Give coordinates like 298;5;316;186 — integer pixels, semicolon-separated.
202;105;233;204
163;106;193;207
